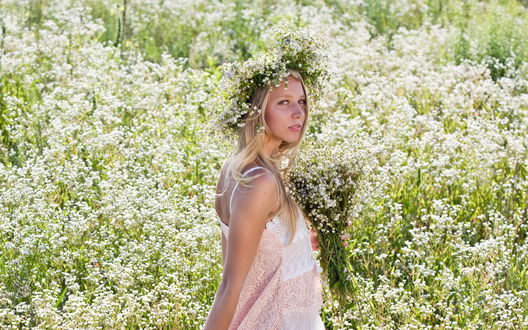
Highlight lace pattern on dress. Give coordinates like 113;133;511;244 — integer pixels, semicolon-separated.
217;166;324;329
264;210;308;244
230;230;284;330
266;214;319;281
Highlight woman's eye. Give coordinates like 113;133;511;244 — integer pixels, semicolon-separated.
280;100;306;105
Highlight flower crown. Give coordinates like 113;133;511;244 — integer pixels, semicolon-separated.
213;27;330;137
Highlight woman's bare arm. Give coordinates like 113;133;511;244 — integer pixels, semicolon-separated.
221;232;227;266
204;170;278;330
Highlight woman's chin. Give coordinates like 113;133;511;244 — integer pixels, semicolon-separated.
283;136;301;144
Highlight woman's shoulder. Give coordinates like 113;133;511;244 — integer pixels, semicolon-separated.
230;168;279;227
247;166;282;216
240;166;277;193
220;161;278;196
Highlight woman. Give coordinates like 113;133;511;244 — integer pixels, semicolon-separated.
203;68;326;329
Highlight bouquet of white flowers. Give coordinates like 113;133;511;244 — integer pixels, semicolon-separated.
284;138;370;305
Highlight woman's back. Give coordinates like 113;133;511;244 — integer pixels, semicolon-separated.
214;166;325;329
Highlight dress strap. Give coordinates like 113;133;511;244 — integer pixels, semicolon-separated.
229;166;266;215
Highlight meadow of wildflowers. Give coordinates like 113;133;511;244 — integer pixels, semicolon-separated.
0;0;527;328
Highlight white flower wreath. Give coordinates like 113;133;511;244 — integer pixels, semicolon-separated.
213;26;330;138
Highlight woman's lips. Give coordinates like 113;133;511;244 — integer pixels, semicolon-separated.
289;124;301;131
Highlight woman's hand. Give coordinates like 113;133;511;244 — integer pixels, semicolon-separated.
308;228;320;251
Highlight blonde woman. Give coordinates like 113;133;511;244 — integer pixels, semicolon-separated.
204;67;325;329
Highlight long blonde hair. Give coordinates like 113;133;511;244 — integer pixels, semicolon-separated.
218;70;309;245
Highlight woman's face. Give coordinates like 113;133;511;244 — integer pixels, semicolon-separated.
264;76;306;145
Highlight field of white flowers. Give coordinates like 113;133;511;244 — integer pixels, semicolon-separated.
1;0;527;328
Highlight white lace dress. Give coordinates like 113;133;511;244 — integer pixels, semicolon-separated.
216;166;325;329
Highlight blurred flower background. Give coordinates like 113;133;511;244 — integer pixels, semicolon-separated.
0;0;527;328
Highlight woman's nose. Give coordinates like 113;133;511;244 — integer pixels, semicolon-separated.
292;103;304;117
